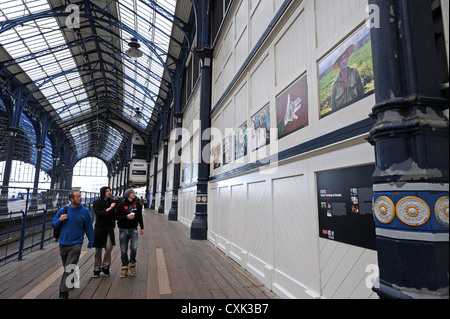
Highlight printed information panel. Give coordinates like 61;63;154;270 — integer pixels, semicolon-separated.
317;164;376;250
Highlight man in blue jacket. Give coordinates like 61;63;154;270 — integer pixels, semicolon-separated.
51;190;94;299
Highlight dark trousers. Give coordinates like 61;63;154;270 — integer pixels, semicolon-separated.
59;243;82;293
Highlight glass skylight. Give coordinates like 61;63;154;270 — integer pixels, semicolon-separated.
118;0;176;128
101;126;124;162
69;124;89;159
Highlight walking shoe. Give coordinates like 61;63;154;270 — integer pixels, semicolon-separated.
102;267;110;277
129;263;137;276
120;266;128;278
59;291;69;299
93;269;101;278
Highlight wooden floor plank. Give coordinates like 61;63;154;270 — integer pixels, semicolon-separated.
0;209;278;300
21;250;88;299
91;246;121;299
156;248;171;295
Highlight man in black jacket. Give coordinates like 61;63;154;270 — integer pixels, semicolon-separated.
116;188;144;277
92;186;116;277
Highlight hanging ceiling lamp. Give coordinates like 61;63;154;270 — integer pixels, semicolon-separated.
125;37;143;58
134;107;143;120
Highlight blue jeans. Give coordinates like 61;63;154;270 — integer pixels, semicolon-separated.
119;228;138;267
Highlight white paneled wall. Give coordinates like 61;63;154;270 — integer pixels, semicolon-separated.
272;174;318;298
247;180;273;286
250;0;274;48
274;9;308;87
179;186;196;227
208;139;378;299
315;0;368;47
229;184;246;263
218;186;231;252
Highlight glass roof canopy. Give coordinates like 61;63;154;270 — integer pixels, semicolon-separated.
119;0;176;127
0;0;183;167
0;1;90;122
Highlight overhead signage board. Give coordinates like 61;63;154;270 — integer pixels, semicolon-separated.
129;160;148;184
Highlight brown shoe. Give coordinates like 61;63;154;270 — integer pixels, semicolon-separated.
120;266;128;278
130;263;136;276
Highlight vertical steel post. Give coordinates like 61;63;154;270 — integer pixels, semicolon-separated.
150;154;158;210
190;49;212;239
158;109;170;214
168;114;183;221
158;140;169;214
28;145;44;211
0;128;17;214
18;188;31;261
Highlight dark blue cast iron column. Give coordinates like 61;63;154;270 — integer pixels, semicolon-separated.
29;111;54;210
168;113;183;221
158;139;169;214
28;144;44;211
145;160;151;208
158;109;170;214
190;0;212;240
150;154;158;210
0;128;18;213
0;86;26;213
369;0;449;299
150;126;160;210
190;48;212;240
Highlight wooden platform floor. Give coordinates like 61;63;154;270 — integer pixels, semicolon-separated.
0;209;278;300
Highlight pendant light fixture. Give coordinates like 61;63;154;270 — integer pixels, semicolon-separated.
125;37;143;58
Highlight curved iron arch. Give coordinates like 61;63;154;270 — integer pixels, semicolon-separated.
72;155;111;178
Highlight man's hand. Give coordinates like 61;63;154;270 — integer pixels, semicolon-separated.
107;202;116;212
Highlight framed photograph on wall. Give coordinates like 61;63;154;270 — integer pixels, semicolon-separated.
182;164;191;183
235;123;247;160
212;144;221;169
251;104;270;151
318;24;374;118
276;74;309;139
192;163;198;180
223;135;232;165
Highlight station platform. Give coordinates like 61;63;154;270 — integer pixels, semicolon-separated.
0;209;278;300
